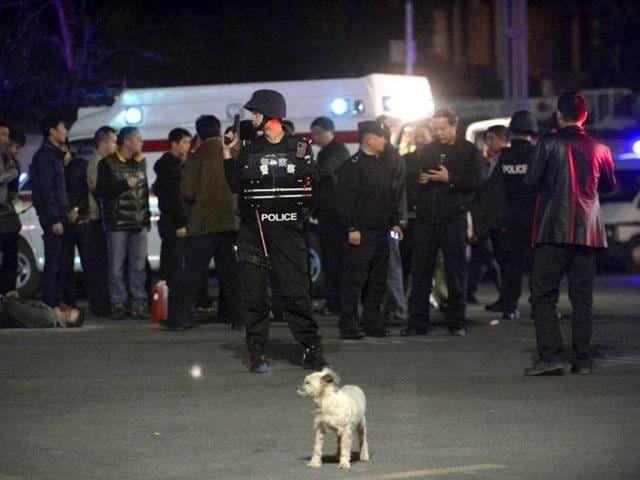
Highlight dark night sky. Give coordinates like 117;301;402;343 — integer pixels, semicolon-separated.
97;0;434;88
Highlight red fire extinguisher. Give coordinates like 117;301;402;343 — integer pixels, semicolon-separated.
151;281;168;323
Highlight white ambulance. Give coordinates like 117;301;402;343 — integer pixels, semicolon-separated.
17;73;435;297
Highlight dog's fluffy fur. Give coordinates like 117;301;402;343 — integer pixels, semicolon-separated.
297;367;369;469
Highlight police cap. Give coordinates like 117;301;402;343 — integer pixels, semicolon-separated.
357;121;386;142
244;89;286;118
509;110;538;134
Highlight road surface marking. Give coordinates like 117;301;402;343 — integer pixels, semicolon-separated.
348;463;506;479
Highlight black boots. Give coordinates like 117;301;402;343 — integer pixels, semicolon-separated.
302;343;328;371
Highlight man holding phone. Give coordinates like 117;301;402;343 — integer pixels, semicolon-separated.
402;109;483;337
336;121;403;339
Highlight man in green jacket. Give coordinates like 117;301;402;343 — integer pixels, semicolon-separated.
165;115;241;330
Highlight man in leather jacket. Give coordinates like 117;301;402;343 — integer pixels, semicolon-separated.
523;92;615;376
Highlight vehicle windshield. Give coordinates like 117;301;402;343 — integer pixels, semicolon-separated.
600;169;640;203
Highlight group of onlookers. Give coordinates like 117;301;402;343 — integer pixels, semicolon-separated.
0;89;615;375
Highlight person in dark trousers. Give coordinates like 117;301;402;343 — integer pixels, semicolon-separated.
0;129;24;294
153;128;191;283
31;114;70;307
494;111;539;320
336;121;404;339
166;116;241;331
401;109;483;337
85;126;117;316
59;147;91;307
467;125;508;305
96;127;151;320
401;122;433;291
224;89;326;373
523;92;615;376
310;116;351;316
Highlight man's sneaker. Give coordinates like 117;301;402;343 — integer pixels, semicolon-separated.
449;326;467;337
364;326;389;338
524;361;565;376
131;305;150;320
502;310;521;320
485;301;503;313
302;343;328;371
110;304;128;320
339;328;366;340
248;354;269;373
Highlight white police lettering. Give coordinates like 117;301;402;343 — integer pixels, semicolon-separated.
261;212;298;222
286;163;296;174
502;164;528;175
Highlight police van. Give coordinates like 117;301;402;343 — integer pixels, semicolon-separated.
16;73;435;297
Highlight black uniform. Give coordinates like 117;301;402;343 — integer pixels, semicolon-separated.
406;139;483;333
336;149;398;335
315;138;351;314
495;139;537;315
224;133;321;356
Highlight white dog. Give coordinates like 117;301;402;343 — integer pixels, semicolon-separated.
297;367;369;469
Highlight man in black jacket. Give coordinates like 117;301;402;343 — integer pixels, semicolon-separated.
310;116;351;316
153;128;191;282
60;148;91;307
401;109;483;337
494;111;538;320
31;114;70;307
336;121;403;339
523;92;615;376
96;127;151;320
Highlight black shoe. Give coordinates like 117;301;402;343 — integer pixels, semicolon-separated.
248;350;269;373
524;361;565;376
449;326;467;337
159;320;184;331
110;304;128;320
400;327;427;336
364;326;389;338
502;310;520;320
339;327;366;340
571;364;592;375
130;305;150;320
467;294;478;304
230;322;243;331
485;301;503;313
318;306;337;317
302;343;328;370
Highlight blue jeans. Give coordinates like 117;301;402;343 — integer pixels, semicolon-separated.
106;229;148;308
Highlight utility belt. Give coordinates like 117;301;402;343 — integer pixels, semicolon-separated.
234;241;272;270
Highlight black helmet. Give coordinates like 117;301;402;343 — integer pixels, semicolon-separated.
509;110;538;134
244;90;286;118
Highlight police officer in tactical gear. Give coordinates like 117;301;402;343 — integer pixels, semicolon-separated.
223;89;326;373
336;121;403;339
494;110;539;320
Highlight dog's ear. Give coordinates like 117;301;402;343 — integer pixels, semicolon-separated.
321;372;335;384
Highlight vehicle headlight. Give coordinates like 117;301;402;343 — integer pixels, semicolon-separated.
330;98;350;116
124;107;143;125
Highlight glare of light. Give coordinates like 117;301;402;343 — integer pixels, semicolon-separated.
353;100;365;115
632;140;640;156
382;92;435;122
330;98;350;116
190;364;202;379
19;172;28;183
124;107;143;125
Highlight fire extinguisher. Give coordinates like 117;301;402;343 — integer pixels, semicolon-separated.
151;281;168;323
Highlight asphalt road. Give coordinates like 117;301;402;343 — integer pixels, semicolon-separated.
1;275;639;480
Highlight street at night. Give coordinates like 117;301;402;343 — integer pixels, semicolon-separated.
1;275;639;480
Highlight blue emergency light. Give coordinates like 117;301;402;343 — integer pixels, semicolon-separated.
632;140;640;156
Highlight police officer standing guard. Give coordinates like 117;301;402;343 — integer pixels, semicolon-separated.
336;121;403;339
223;90;326;373
494;111;538;320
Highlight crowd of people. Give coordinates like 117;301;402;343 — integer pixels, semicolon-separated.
0;90;615;375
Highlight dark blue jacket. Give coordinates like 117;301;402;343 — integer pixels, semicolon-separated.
31;140;69;230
